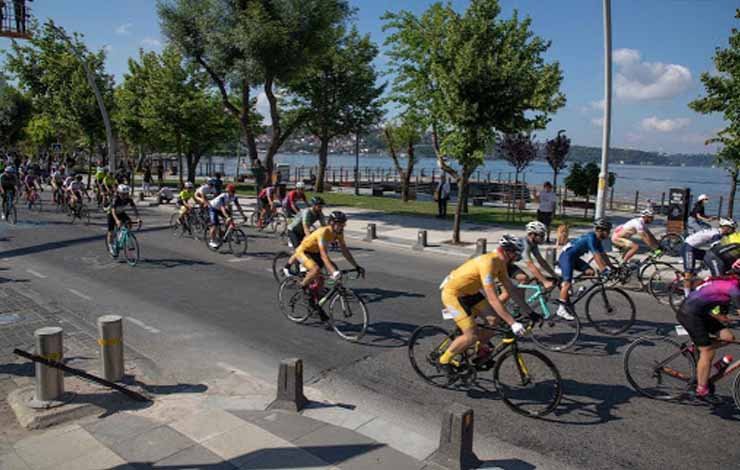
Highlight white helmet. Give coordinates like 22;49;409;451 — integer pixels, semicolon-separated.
295;181;305;189
719;218;737;229
184;182;194;189
641;208;654;217
117;184;131;195
498;234;524;254
697;194;709;202
525;221;547;236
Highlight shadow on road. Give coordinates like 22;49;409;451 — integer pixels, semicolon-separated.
139;258;214;269
353;287;424;304
547;379;638;425
357;320;419;348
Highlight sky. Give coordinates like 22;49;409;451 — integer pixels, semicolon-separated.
0;0;736;155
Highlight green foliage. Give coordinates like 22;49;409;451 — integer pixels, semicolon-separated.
498;133;538;182
544;129;570;187
565;162;600;198
0;81;33;147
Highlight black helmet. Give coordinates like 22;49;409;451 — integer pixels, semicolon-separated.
310;196;325;207
593;218;612;231
328;211;347;224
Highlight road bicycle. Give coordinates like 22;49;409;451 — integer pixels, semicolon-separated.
408;319;562;417
249;203;288;235
26;187;42;212
68;198;91;225
278;268;368;342
512;283;580;352
658;224;708;257
106;220;141;267
205;216;248;257
623;326;740;408
610;250;676;293
2;191;17;225
170;206;208;241
557;273;636;336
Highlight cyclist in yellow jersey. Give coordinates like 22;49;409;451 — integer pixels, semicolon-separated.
287;211;364;290
437;235;535;374
176;181;195;223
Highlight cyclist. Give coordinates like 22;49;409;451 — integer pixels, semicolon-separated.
65;174;90;211
283;182;308;218
681;218;736;295
107;184;141;255
285;196;326;249
257;184;280;228
194;178;216;209
508;221;558;292
676;272;740;403
0;167;18;219
437;235;533;375
704;231;740;278
689;194;714;231
50;167;64;204
611;209;661;264
287;211;364;295
94;166;107;202
23;168;40;206
207;183;247;248
557;218;614;320
101;170;117;206
176;181;196;228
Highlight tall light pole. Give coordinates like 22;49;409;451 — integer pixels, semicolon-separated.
595;0;612;219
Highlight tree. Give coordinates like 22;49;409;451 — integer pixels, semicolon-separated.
564;161;599;217
689;9;740;218
383;113;423;202
545;129;570;189
499;132;537;185
290;27;385;192
0;81;32;148
384;0;565;243
158;0;350;181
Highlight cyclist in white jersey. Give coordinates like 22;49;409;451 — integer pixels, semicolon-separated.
682;218;736;295
610;209;660;263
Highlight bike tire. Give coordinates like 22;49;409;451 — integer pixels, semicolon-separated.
584;286;636;335
659;233;684;257
7;206;16;225
647;268;681;305
668;278;686;314
228;228;248;257
530;300;581;352
408;325;457;388
170;213;183;237
271;213;288;236
191;213;206;241
328;288;368;342
272;251;297;284
732;372;740;411
123;232;140;267
493;348;563;417
623;335;695;400
278;277;313;323
637;261;675;292
81;207;91;226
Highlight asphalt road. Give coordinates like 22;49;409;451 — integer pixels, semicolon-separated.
1;195;738;470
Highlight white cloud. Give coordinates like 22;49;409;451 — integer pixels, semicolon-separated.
625;132;643;143
103;45;113;54
640;116;691;133
590;99;605;111
614;48;692;101
256;92;272;125
140;38;162;49
591;117;604;128
115;23;132;35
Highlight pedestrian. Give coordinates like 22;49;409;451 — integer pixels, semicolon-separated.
435;174;451;218
142;164;152;196
252;159;266;193
156;160;164;187
0;1;6;31
537;181;557;243
213;172;224;195
689;194;714;231
13;0;26;34
158;186;174;205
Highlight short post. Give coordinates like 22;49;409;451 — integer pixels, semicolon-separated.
268;358;308;412
364;223;377;242
634;190;640;212
545;247;556;267
139;191;145;202
426;403;479;470
414;230;428;251
32;327;64;405
660;192;665;214
609;185;615;211
473;238;487;257
98;315;124;382
718;196;724;218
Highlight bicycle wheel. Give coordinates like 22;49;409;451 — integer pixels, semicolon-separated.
732;372;740;410
637;261;675;292
105;234;117;259
249;211;260;228
668;279;686;314
648;268;680;305
242;211;255;227
170;213;183;237
81;207;91;226
228;228;248;257
7;205;16;225
584;286;636;335
191;213;206;241
493;348;563;417
328;288;368;342
529;295;581;352
272;251;298;284
408;325;458;388
623;335;695;400
205;228;222;252
278;277;312;323
271;213;288;235
122;232;140;267
659;233;683;257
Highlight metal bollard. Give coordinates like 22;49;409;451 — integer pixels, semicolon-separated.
32;327;64;404
268;358;308;412
413;230;428;251
98;315;124;382
427;403;480;470
545;247;556;268
364;223;377;241
474;238;487;256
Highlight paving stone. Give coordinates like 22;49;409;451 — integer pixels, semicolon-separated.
228;410;328;442
301;404;375;431
155;444;237;469
355;417;437;461
0;451;32;470
13;427;104;470
52;446;129;470
170;408;248;444
83;412;162;448
108;425;195;464
200;422;292;462
234;446;332;470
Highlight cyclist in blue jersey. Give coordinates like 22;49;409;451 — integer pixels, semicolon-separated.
556;218;614;319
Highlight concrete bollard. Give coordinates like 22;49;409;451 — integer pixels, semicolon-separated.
32;327;64;405
474;238;487;256
413;230;428;251
98;315;124;382
363;223;377;242
268;358;308;412
427;403;480;470
545;247;557;268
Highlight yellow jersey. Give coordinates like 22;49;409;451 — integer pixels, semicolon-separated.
722;232;740;245
296;226;344;254
442;252;508;296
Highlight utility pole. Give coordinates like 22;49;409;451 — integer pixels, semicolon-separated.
595;0;612;219
354;131;360;196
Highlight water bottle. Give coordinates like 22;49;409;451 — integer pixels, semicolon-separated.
713;355;733;375
575;286;586;296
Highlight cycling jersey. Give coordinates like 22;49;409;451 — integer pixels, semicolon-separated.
704;242;740;276
685;229;722;248
51;171;63;183
0;174;17;190
67;181;85;192
296;226;344;254
288;208;326;236
558;232;604;282
110;195;135;214
95;171;105;183
102;175;116;188
178;189;195;203
440;252;508;297
722;233;740;245
689;202;706;221
209;193;238;210
614;217;646;238
284;190;306;209
258;186;275;200
678;277;740;346
196;185;213;199
23;175;37;186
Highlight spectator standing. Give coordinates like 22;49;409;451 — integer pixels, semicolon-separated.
156;161;164;187
142;164;153;195
435;174;451;218
537;181;557;243
252;159;266;193
213;172;224;195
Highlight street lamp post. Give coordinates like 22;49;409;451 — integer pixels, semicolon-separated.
595;0;612;219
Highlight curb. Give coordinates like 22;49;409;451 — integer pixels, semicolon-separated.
7;386;100;430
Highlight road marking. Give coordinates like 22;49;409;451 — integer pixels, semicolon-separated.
126;317;161;334
217;362;251;377
265;268;273;274
26;269;47;279
67;288;92;301
227;257;252;263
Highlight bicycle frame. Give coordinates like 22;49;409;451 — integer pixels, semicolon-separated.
517;283;553;319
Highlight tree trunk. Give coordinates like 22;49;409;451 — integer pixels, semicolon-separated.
316;137;330;193
452;173;468;244
401;142;416;202
186;154;201;183
584;193;589;218
728;167;738;219
552;170;559;190
176;135;184;189
86;140;94;190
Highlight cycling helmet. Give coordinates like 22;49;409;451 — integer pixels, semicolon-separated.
295;182;305;189
5;166;15;174
184;182;194;189
593;218;612;230
525;221;547;236
498;234;524;254
225;183;236;193
697;194;709;202
719;217;737;229
117;184;131;195
328;211;348;224
96;166;104;173
207;178;217;186
310;196;325;206
75;174;83;181
641;208;654;217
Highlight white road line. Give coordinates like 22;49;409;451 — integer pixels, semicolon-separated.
216;362;251;377
126;317;161;334
26;269;47;279
67;288;92;301
227;257;252;263
265;268;273;273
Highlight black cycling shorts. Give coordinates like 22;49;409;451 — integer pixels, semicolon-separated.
676;309;725;347
107;212;130;232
